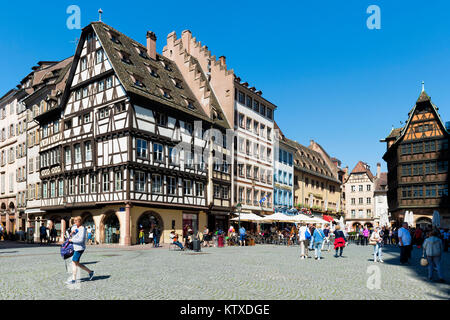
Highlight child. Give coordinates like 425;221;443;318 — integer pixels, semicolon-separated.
139;228;145;245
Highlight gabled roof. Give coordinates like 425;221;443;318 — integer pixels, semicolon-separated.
89;22;212;123
374;172;388;192
349;161;374;182
383;89;449;147
285;137;340;184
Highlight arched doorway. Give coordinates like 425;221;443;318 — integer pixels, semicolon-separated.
136;211;164;244
103;213;120;244
416;217;432;230
364;222;373;229
82;213;96;244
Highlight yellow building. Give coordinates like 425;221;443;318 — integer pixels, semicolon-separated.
286;139;342;216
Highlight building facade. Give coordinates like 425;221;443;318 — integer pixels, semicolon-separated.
164;30;276;217
344;161;376;229
289;138;342;216
382;89;449;228
273;124;294;213
373;168;388;227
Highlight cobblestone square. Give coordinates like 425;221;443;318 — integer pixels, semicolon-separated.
0;242;449;300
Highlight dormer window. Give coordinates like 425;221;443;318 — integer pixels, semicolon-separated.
139;49;148;59
120;51;132;64
161;61;172;71
131;75;145;88
185;99;195;110
110;32;120;44
148;66;158;78
172;78;183;89
160;88;171;99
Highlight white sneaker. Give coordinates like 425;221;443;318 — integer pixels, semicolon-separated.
379;259;384;263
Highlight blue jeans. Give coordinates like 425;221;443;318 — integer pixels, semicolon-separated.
173;241;183;249
309;237;314;249
373;243;382;261
139;237;145;244
427;256;443;279
314;241;323;259
154;237;159;247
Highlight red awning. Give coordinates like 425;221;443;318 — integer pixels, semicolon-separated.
323;215;334;222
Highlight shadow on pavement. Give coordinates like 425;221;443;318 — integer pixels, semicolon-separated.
81;261;99;265
0;241;61;250
381;244;450;297
81;275;110;282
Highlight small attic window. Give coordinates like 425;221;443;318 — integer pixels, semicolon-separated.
131;75;145;88
172;78;183;89
135;46;148;59
161;61;172;71
120;51;132;65
110;32;120;44
147;66;158;78
160;88;172;99
185;99;195;110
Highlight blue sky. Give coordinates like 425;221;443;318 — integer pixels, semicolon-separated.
1;0;449;173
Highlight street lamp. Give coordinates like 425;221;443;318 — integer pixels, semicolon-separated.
236;202;242;231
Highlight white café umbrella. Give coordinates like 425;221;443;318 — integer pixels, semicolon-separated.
291;214;315;223
339;216;345;230
231;213;263;222
432;210;441;228
259;212;297;223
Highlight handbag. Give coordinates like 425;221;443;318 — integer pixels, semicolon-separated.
149;232;154;239
305;229;311;240
420;255;428;267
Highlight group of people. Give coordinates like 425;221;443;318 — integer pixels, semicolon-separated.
297;223;347;260
138;225;161;247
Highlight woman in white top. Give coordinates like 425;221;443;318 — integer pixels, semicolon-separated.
298;223;310;259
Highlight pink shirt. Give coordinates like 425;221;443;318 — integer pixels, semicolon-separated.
363;229;370;237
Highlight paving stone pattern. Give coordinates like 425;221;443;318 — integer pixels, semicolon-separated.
0;242;449;300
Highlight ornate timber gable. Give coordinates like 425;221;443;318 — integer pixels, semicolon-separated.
382;89;449;227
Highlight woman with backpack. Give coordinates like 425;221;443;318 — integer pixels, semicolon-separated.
298;223;310;259
66;216;94;284
334;225;347;257
422;230;445;283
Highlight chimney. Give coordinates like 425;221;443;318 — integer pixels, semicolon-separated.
146;31;157;60
377;162;381;178
219;56;226;66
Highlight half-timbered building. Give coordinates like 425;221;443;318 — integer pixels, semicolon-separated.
36;22;232;245
382;89;449;228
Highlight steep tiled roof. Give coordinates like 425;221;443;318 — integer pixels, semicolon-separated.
350;161;374;181
385;127;402;140
286;138;340;184
91;22;213;123
374;172;388;192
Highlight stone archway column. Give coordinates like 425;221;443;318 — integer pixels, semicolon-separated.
123;203;131;246
5;212;10;235
34;218;40;242
61;219;66;243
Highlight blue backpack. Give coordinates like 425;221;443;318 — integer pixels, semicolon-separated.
60;239;74;260
305;229;311;240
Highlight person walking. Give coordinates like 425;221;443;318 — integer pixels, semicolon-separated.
370;227;384;262
333;225;347;257
239;225;246;246
39;223;47;245
362;226;369;246
87;226;93;245
422;230;445;283
312;224;325;260
321;224;331;251
298;223;311;259
66;216;94;284
202;226;210;247
153;226;160;248
138;228;145;245
398;222;412;265
308;224;316;251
